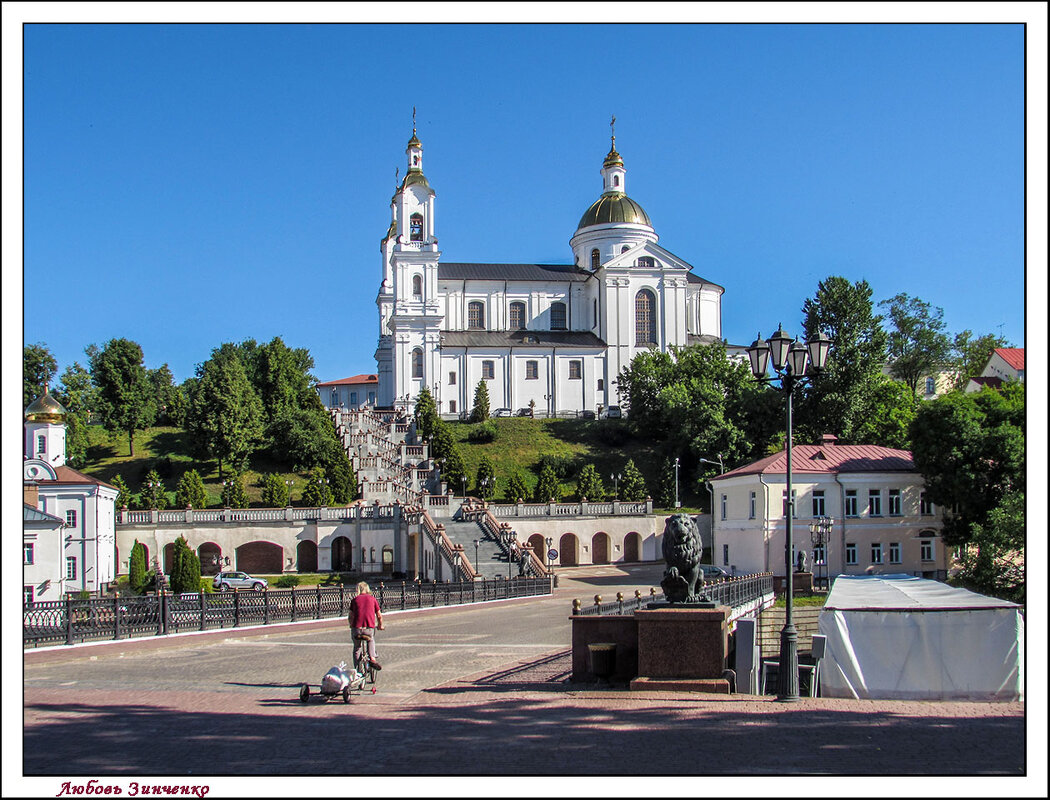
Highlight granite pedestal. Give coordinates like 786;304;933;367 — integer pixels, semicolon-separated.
629;605;731;693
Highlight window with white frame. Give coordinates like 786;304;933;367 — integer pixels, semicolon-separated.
37;435;46;454
720;494;727;520
635;289;657;345
449;372;456;385
65;557;77;580
330;390;339;406
468;301;485;330
812;490;825;518
411;348;424;379
845;489;858;517
888;488;902;516
889;542;902;564
920;492;934;516
24;543;35;564
845;542;857;565
526;360;538;380
569;360;582;380
66;510;77;528
350;392;358;405
871;542;883;564
550;302;567;330
782;489;796;516
449;400;457;414
409;213;423;242
509;301;526;330
24;586;35;604
591;249;600;269
920;538;934;562
749;491;756;519
412;274;423;298
482;360;495;380
925;376;936;395
868;489;882;517
813;544;826;565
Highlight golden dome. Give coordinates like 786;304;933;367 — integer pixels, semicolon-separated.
25;388;66;422
577;192;652;230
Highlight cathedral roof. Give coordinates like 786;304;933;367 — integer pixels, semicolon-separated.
439;263;592;283
576;192;652;230
440;330;607;349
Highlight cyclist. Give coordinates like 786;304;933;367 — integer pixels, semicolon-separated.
349;581;384;671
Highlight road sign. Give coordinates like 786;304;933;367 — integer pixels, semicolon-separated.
547;549;558;561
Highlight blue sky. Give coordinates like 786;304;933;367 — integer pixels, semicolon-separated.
11;17;1036;385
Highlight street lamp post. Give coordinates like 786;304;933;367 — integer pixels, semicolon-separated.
698;455;724;517
473;538;480;575
673;457;681;508
610;472;621;499
810;516;833;593
747;324;831;703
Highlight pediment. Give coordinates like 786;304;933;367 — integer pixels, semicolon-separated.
24;459;57;482
600;241;695;273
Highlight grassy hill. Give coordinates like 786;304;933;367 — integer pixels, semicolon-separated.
77;417;708;511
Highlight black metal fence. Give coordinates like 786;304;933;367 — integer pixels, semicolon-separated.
23;577;553;648
572;572;774;616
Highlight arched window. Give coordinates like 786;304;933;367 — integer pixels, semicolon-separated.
550;302;567;330
509;301;526;330
468;301;485;330
635;289;657;345
411;347;423;379
410;213;423;242
613;175;620;187
412;274;423;298
591;249;600;269
621;245;630;253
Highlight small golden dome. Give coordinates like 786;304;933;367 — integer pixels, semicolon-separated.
25;388;67;422
577;192;652;230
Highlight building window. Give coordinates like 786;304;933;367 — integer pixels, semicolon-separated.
720;494;727;521
330;390;339;406
591;249;600;269
24;586;35;605
925;376;936;395
526;360;538;380
509;302;526;330
409;213;423;242
920;539;934;562
368;392;376;405
920;492;934;516
468;301;485;330
782;489;796;516
482;361;495;380
637;256;655;268
749;491;756;519
448;372;456;385
845;490;858;517
24;543;35;565
722;544;729;567
871;543;883;564
593;299;598;328
813;545;826;566
597;378;604;391
888;489;902;517
37;434;46;454
66;510;77;529
66;557;77;581
350;392;358;405
812;490;825;518
868;489;882;517
411;348;424;379
845;542;857;565
449;400;457;414
635;289;657;345
568;360;582;380
889;542;902;564
621;245;630;253
412;274;423;297
550;302;567;330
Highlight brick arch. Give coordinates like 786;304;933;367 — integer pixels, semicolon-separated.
559;533;578;567
297;541;318;573
198;542;223;575
527;534;547;566
591;532;611;565
624;531;642;562
331;536;353;572
235;541;283;574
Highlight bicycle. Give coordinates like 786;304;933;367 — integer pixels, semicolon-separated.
352;631;379;690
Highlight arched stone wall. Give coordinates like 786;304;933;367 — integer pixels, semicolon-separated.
235;541;283;574
331;536;353;572
559;533;579;567
624;531;641;562
297;541;318;573
527;534;547;566
198;541;223;575
591;532;610;565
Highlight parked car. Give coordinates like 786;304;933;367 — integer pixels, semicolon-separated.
700;564;731;581
213;571;268;592
492;407;512;417
579;409;596;420
515;407;533;417
604;405;623;419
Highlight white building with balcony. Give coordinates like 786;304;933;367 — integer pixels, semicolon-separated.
374;126;724;416
711;435;950;583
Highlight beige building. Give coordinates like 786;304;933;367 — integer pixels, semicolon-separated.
711;435;949;584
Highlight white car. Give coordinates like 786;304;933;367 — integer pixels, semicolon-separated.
213;571;268;592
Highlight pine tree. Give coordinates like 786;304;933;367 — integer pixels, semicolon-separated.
442;446;466;495
328;456;358;504
475;456;496;499
619;459;648;502
261;473;290;507
534;463;560;503
169;536;201;594
414;386;439;441
175;469;208;509
576;463;605;501
302;466;335;507
470;380;490;423
112;474;133;510
129;540;148;594
221;472;251;508
138;469;168;510
507;471;531;503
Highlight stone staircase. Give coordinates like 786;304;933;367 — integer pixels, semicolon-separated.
441;520;510;580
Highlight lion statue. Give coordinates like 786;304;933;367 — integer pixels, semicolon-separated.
660;513;705;604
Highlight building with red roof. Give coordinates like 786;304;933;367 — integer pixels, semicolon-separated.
316;374;379;410
966;347;1024;392
710;434;948;586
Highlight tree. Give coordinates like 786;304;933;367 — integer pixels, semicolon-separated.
949;330;1013;391
910;384;1025;596
619;459;648;502
138;469;168;510
414;386;439;441
576;463;605;501
149;364;181;426
442;447;466;495
880;293;953;397
471;380;490;423
534;463;560;503
169;536;201;594
655;457;679;509
506;471;531;503
959;491;1025;603
798;276;889;443
429;420;456;462
261;473;290;507
175;469;208;509
475;456;496;499
111;474;133;510
851;375;918;450
328;456;358;505
302;467;335;507
24;343;58;407
129;540;149;594
89;338;156;456
54;361;97;467
221;472;250;509
187;346;264;479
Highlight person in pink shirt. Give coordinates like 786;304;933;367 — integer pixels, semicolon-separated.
349;581;384;669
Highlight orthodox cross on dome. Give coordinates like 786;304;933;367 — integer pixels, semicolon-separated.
412;106;417;136
610;114;616;149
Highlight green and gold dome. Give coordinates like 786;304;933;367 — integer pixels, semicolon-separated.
25;386;67;423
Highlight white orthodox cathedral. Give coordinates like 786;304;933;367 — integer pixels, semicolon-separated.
374;125;724;417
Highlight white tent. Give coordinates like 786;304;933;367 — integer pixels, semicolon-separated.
818;574;1024;701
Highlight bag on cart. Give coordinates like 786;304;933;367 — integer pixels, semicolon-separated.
321;661;351;694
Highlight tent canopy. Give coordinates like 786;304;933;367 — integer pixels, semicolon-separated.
825;573;1020;611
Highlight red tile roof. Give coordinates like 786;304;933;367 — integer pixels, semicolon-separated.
994;348;1024;371
968;376;1003;389
715;443;915;479
316;374;379;387
49;466;117;490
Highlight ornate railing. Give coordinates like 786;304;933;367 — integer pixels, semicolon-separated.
23;576;552;648
117;503;408;526
571;572;774;616
485;498;655;518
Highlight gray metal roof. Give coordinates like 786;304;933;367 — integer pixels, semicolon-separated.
438;263;593;283
24;504;63;524
440;330;607;349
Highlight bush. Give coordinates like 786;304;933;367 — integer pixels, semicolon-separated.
275;575;301;588
535;453;577;481
466;420;498;443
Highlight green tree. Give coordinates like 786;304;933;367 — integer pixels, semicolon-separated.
470;380;490;423
534;463;560;502
798;276;889;443
506;471;531;503
138;469;168;510
187;346;264;479
414;386;439;441
302;467;335;507
169;536;201;594
54;361;97;467
148;364;181;426
261;473;290;507
475;455;496;499
111;474;133;510
880;293;953;398
24;343;58;408
129;540;149;594
948;330;1013;391
442;447;466;495
851;375;918;450
429;420;456;462
175;469;209;509
959;491;1025;603
619;459;648;502
576;463;605;501
328;455;358;505
89;338;156;456
655;457;680;509
221;472;251;508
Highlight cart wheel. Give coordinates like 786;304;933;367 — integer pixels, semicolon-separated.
342;687;350;704
299;684;310;703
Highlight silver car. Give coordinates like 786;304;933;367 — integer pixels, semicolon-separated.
213;571;268;591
